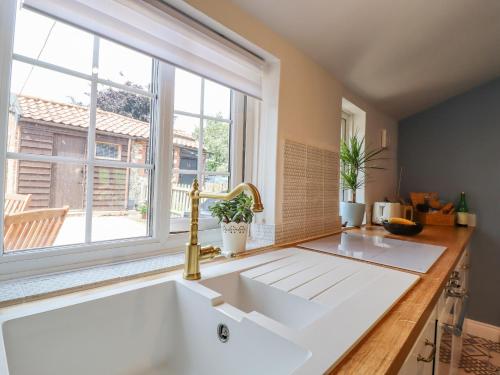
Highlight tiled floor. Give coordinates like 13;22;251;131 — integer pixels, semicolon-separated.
440;331;500;375
459;334;500;375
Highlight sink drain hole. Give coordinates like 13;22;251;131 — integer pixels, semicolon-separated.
217;323;230;343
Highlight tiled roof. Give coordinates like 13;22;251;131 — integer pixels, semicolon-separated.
13;96;199;149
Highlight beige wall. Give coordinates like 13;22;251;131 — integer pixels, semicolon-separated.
185;0;398;223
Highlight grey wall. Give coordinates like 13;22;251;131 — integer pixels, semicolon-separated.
399;78;500;326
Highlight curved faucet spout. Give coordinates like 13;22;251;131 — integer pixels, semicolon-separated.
199;182;264;213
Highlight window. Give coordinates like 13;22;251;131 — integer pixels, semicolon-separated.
96;143;122;160
4;7;155;250
340;98;367;206
0;1;256;277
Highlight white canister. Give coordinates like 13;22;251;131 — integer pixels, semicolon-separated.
466;213;477;227
221;222;248;256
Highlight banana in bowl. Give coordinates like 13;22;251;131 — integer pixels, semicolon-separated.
382;217;423;236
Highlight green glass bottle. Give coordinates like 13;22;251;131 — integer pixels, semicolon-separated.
456;192;468;226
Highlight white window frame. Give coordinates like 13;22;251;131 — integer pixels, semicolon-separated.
340;111;354;203
0;3;248;280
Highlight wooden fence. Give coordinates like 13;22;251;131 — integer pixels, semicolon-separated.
170;184;191;217
170;182;227;217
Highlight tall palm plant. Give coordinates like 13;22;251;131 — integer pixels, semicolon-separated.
340;133;386;203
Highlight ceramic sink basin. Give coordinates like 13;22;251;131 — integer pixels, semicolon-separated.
200;270;328;329
0;280;309;375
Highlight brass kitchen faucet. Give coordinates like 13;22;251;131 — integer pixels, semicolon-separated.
183;178;264;280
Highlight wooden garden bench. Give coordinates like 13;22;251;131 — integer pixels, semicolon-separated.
3;206;69;252
4;193;32;214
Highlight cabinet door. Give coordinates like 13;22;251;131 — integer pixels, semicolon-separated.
458;247;470;293
398;308;437;375
435;296;467;375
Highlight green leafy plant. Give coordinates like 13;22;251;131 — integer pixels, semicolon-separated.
340;133;386;203
138;202;148;215
209;193;253;224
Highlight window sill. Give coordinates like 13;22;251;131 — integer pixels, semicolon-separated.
0;238;273;308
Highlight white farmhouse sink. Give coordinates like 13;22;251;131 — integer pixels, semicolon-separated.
0;248;419;374
0;280;309;375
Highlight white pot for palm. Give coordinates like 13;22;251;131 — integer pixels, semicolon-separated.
340;202;366;227
221;222;248;256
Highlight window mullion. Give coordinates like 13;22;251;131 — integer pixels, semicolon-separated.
173;109;231;123
228;91;233;187
155;62;175;242
6;152;152;169
197;79;205;185
11;54;154;99
84;36;100;244
96;77;154;98
231;91;245;187
0;0;17;256
12;53;92;81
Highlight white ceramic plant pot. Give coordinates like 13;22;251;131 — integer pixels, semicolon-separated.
340;202;366;227
221;222;248;257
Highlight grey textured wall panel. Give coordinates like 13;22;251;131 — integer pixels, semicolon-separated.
399;78;500;326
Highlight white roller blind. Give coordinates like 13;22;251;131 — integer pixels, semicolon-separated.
23;0;264;98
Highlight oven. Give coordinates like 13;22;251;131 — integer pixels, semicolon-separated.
435;247;470;375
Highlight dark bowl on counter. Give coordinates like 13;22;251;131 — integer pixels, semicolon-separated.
382;220;424;236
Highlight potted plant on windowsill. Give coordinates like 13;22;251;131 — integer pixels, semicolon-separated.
209;192;253;257
340;133;386;227
138;202;148;220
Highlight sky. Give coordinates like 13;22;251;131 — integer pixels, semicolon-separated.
10;6;231;136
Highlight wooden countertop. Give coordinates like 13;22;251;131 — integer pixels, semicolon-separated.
326;225;474;374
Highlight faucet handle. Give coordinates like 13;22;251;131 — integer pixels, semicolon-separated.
200;245;221;260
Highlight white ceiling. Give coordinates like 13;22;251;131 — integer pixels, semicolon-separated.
230;0;500;119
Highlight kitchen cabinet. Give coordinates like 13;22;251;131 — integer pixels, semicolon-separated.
435;247;470;375
398;306;437;375
399;246;470;375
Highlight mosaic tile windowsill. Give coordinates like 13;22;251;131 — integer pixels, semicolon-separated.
0;238;273;307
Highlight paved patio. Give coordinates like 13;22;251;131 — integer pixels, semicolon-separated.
54;214;148;246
